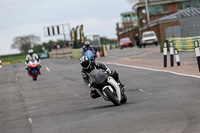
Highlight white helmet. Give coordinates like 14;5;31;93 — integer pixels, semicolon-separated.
28;49;34;55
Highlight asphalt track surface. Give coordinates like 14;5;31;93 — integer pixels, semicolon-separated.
1;56;200;133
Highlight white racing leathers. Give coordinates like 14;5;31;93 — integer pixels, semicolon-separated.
25;54;41;66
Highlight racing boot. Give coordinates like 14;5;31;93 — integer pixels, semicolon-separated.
117;80;124;88
38;65;42;75
117;80;125;95
90;89;101;99
25;66;30;75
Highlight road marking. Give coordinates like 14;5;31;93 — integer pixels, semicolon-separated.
28;106;37;109
139;89;144;92
46;67;51;72
138;88;152;95
105;62;200;79
28;118;32;124
0;65;2;68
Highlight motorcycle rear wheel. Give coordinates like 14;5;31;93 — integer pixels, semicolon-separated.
103;87;120;106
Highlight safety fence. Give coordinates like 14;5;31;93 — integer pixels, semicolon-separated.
0;53;50;66
51;47;72;58
165;36;200;51
71;45;108;59
0;44;119;66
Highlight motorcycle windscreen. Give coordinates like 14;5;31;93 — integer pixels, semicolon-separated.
89;69;108;85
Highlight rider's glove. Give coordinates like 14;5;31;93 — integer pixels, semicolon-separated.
106;69;112;75
25;65;29;70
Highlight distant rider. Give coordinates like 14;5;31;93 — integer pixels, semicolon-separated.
25;49;41;75
80;55;124;99
82;41;95;56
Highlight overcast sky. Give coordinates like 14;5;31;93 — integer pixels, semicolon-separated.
0;0;138;55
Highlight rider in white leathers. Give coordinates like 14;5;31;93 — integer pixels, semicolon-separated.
25;49;41;75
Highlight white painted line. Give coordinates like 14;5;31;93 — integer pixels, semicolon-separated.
46;67;51;72
139;89;144;92
105;62;200;79
138;88;151;95
28;118;32;124
28;106;37;109
0;65;2;68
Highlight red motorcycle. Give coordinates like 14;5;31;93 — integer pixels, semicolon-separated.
28;59;40;81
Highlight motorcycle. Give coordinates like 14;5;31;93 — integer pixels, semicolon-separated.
28;59;40;81
84;50;95;61
0;60;2;68
89;69;127;106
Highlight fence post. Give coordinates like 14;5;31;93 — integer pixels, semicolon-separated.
194;41;200;72
174;49;181;66
170;42;174;67
163;42;167;68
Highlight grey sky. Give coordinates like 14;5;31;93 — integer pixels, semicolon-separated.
0;0;138;55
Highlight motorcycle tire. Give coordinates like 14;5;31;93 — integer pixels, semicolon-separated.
103;87;120;106
121;93;127;104
32;70;37;81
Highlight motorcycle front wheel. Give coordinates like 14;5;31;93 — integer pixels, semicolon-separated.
32;70;37;81
120;93;127;104
103;87;120;106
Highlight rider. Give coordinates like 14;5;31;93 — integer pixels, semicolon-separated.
80;55;124;99
82;41;95;56
0;59;1;65
25;49;41;75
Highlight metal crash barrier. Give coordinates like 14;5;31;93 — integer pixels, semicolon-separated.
166;36;200;51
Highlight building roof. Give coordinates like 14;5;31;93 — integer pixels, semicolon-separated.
133;0;187;8
121;11;137;16
150;7;200;25
176;7;200;18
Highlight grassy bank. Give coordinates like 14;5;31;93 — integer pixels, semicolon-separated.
0;54;26;62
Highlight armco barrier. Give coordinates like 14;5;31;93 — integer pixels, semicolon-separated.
166;36;200;51
2;62;10;65
72;48;82;59
10;60;24;64
51;47;72;58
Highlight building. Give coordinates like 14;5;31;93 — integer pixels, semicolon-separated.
116;11;139;43
135;0;200;27
117;0;200;42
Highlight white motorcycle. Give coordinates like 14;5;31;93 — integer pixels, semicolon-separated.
89;69;127;106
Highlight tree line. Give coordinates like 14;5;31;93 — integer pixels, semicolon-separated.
11;35;117;54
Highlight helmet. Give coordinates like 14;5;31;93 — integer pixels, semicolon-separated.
85;41;90;45
80;56;91;69
28;49;34;55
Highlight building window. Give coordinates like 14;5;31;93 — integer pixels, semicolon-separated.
123;15;131;22
162;4;168;13
191;0;199;7
178;0;199;10
183;1;190;8
178;2;184;10
132;15;138;26
132;15;137;21
148;5;162;15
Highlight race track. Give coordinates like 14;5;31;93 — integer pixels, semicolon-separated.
0;58;200;133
